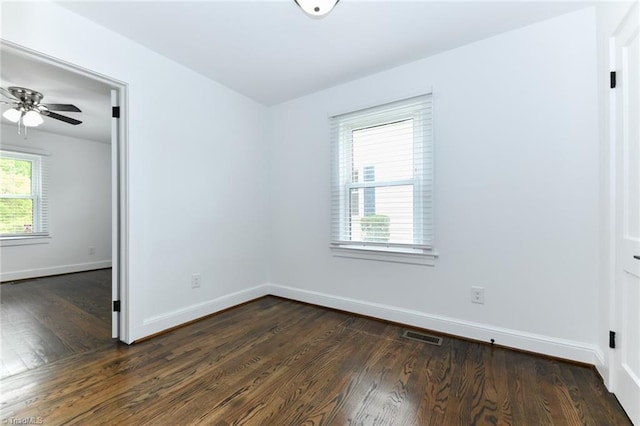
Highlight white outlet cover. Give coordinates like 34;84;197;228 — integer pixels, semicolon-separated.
471;286;485;304
191;273;201;288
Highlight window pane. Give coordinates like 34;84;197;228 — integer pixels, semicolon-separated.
0;158;32;196
352;119;413;182
331;94;433;249
349;185;414;244
0;198;34;234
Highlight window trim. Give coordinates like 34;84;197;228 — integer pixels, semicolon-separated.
330;94;435;263
0;235;51;247
0;149;49;240
330;245;439;266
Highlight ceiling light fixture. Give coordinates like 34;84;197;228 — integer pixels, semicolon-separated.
1;106;42;137
1;106;44;133
22;110;44;127
294;0;339;18
1;86;83;136
2;108;21;123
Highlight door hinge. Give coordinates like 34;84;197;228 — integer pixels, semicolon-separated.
112;106;120;118
609;330;616;349
113;300;121;312
610;71;617;89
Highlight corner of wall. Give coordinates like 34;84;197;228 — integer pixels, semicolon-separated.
129;283;272;342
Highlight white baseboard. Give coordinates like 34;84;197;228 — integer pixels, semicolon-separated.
264;283;603;366
133;282;603;368
138;284;267;340
0;260;112;282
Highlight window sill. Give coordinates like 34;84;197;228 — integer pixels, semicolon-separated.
1;235;51;247
330;245;438;266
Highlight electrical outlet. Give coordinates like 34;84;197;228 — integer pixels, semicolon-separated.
471;286;485;304
191;273;201;289
88;247;95;255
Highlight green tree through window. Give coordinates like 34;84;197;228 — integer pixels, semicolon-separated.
0;151;47;237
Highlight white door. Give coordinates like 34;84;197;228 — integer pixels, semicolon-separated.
612;3;640;424
111;88;120;339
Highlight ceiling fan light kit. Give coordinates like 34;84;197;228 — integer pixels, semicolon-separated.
295;0;339;18
2;108;21;123
1;86;82;134
22;110;44;127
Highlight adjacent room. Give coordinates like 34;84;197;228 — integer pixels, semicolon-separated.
0;0;638;424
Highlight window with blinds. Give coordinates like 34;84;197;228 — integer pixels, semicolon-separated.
0;150;49;238
330;94;433;255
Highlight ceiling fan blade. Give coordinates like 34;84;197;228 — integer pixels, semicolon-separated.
42;103;82;113
0;87;18;101
42;111;82;125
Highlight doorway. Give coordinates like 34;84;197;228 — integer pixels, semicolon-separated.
0;40;128;346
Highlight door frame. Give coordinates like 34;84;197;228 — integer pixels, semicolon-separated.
1;39;130;343
606;2;640;421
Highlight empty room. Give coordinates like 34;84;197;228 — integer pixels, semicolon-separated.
0;0;638;424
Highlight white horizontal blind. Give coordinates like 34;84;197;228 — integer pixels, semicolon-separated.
0;150;49;237
330;94;433;251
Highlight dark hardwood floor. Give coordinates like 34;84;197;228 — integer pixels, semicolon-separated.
0;281;631;424
0;269;112;378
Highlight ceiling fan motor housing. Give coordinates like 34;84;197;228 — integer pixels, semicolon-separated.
9;86;44;108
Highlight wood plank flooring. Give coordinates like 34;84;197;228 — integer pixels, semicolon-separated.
0;269;112;378
0;291;631;425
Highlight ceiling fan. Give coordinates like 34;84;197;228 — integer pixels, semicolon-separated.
1;86;82;127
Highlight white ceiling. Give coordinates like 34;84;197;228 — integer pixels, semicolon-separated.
2;1;595;143
58;0;595;106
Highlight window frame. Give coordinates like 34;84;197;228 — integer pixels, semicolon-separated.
330;95;436;264
0;149;49;242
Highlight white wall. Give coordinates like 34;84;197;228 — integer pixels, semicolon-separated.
0;125;112;280
1;2;615;369
0;1;270;342
267;8;602;364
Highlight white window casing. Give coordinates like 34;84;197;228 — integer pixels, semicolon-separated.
330;94;435;264
0;149;50;242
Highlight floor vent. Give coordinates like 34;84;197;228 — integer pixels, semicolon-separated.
401;330;443;346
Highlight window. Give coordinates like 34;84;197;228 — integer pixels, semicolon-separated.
0;150;49;239
330;95;434;260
